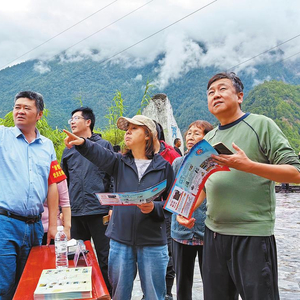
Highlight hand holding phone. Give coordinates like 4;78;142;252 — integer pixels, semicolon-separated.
213;142;233;155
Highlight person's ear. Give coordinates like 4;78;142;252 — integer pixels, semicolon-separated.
37;111;43;121
237;92;244;105
86;119;91;127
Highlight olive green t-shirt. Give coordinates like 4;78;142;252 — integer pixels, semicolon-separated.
204;113;300;236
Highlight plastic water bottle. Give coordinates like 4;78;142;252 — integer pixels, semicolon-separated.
55;226;68;269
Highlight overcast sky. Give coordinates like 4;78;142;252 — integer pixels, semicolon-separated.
0;0;299;88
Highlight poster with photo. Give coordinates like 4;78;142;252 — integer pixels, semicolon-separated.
164;139;230;219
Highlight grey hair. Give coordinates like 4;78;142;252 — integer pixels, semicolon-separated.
207;72;244;94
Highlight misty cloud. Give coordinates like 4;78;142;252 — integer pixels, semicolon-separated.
1;0;300;88
33;61;51;74
134;74;143;81
153;32;204;89
253;76;272;87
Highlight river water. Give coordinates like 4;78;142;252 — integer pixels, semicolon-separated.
132;192;300;299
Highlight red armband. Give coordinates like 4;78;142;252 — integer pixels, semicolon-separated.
48;160;67;185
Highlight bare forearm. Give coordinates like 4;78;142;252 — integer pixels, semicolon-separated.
61;206;71;229
61;206;71;240
46;183;59;245
47;183;59;227
246;161;300;183
194;190;206;210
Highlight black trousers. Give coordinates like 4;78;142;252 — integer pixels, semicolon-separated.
71;214;111;294
172;239;203;300
202;227;279;300
165;217;175;296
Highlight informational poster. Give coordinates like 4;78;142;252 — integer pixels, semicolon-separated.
164;140;230;219
34;267;92;300
95;180;167;205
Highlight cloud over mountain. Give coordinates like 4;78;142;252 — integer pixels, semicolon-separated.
1;0;300;88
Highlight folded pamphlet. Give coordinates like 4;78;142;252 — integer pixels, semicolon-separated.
164;139;230;219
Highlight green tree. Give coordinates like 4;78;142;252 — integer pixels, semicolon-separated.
74;94;84;107
0;111;14;127
244;80;300;152
100;91;126;147
37;110;66;163
136;80;154;115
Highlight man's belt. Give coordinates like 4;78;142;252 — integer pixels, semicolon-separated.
0;208;41;224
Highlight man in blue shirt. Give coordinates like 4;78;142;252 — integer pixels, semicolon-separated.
0;91;58;299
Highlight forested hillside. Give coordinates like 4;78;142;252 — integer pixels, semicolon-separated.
243;80;300;151
0;56;300;152
1;56;300;130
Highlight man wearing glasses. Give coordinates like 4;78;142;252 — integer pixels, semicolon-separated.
61;107;113;294
0;91;58;299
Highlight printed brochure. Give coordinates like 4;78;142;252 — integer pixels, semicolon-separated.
34;267;92;300
164;139;230;219
95;179;167;205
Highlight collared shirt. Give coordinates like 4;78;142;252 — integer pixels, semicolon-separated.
0;126;56;217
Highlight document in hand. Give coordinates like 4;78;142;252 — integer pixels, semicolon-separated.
164;140;230;219
95;180;167;205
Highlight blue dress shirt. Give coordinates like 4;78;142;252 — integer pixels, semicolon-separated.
0;126;56;216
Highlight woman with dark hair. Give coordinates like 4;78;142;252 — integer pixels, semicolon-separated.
64;115;174;300
171;120;213;300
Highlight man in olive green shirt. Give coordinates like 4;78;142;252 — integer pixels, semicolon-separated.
180;72;300;300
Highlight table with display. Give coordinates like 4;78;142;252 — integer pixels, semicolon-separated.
13;240;110;300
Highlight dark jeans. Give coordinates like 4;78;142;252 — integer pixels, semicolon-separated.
172;239;203;300
71;214;111;294
203;226;279;300
0;215;44;300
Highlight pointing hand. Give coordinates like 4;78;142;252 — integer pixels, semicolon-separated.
63;129;85;149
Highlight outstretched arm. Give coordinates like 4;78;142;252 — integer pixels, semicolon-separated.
63;129;118;176
63;129;85;148
212;142;300;183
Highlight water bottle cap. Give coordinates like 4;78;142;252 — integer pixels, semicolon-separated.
57;225;64;231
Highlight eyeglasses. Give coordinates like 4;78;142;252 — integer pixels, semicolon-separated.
68;116;85;124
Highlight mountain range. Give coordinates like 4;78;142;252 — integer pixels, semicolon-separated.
1;55;300;151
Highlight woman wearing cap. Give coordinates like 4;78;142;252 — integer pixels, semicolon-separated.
63;115;174;300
